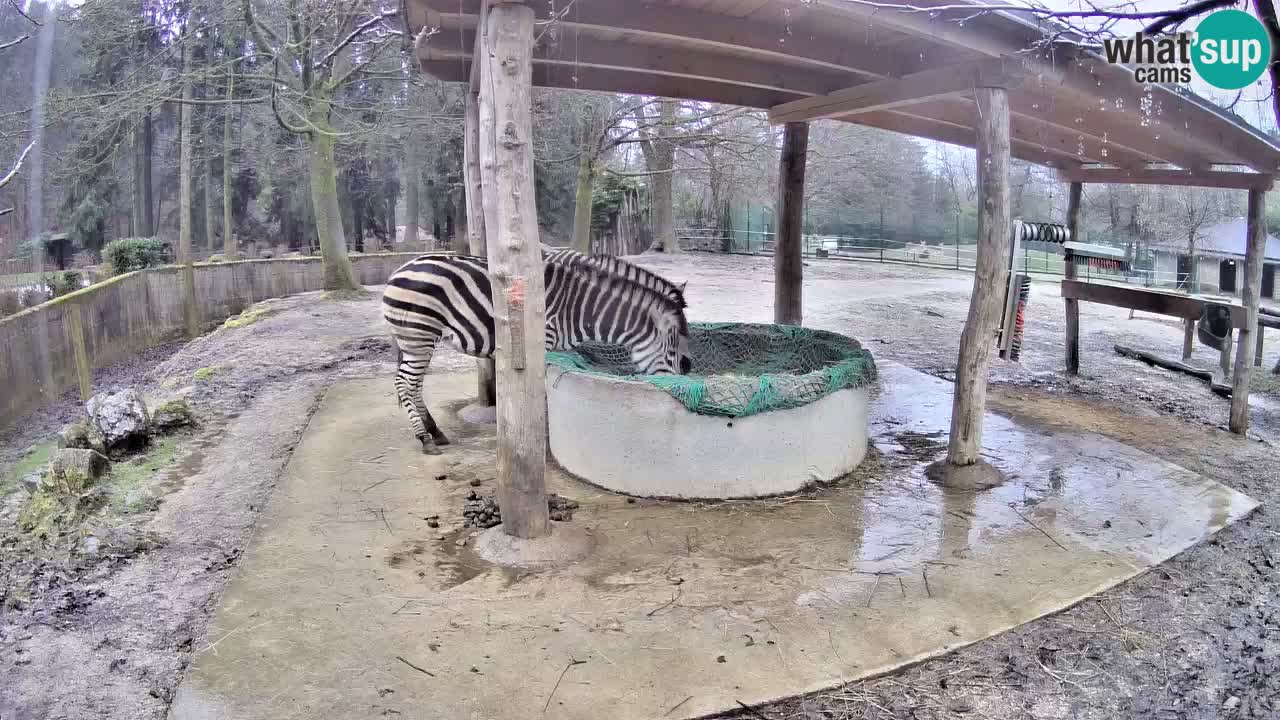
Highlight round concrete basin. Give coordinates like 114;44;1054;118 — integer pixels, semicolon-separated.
545;366;870;499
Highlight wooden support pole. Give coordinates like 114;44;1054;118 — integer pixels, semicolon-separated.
1063;181;1082;375
774;121;808;326
464;76;496;407
1183;318;1195;361
946;85;1011;467
66;303;92;402
1230;188;1267;433
1256;325;1265;368
480;1;550;538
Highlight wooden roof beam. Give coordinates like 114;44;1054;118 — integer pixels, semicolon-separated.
850;110;1085;171
425;28;853;98
768;57;1023;124
417;0;933;80
420;57;800;110
1057;167;1275;191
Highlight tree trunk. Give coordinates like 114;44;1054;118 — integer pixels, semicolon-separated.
482;2;549;539
404;138;420;249
1064;181;1082;374
204;120;216;251
309;124;359;291
178;30;199;338
142;110;154;237
1231;188;1267;432
223;86;235;258
647;99;678;253
774;122;808;326
946;85;1011;468
571;149;594;254
132;120;144;237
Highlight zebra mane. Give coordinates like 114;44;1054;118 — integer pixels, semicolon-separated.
542;247;687;310
556;253;688;315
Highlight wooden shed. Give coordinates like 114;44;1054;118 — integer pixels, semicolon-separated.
405;0;1280;536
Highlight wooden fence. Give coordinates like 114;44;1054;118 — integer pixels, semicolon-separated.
0;253;421;430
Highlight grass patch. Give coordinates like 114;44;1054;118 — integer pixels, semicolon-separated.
107;433;184;514
193;364;230;382
324;288;372;302
2;440;57;496
222;305;275;329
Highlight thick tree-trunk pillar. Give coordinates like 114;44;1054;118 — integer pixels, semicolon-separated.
1230;188;1267;433
774;121;808;326
946;85;1011;468
464;88;496;407
309;124;359;291
480;1;549;539
1063;181;1082;374
178;32;199;339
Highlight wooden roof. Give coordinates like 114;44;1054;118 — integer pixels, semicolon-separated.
407;0;1280;189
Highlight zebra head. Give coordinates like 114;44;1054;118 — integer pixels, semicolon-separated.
637;284;692;376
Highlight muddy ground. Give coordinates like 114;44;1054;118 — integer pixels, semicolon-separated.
1;253;1278;719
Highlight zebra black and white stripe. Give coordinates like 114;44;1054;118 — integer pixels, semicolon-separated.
382;252;691;453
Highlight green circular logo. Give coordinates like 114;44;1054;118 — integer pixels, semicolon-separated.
1192;10;1272;90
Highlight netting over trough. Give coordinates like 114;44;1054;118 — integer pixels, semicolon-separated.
546;322;877;418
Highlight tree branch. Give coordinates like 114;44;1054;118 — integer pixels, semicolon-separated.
8;0;39;26
319;9;398;68
0;140;34;190
0;33;29;51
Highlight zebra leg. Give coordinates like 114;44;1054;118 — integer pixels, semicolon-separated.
393;344;449;454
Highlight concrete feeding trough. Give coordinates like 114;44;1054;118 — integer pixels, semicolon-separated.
545;323;877;499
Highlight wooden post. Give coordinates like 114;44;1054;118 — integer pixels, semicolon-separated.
465;76;496;407
480;1;550;539
946;85;1011;467
1230;188;1267;433
1182;318;1195;361
1063;181;1082;374
1256;325;1265;368
774;121;808;326
66;303;92;401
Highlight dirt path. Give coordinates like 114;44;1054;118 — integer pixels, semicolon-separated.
1;255;1277;719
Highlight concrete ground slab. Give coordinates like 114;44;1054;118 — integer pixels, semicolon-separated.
170;364;1257;720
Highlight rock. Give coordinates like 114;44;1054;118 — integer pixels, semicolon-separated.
87;389;151;453
44;448;110;495
81;535;101;556
59;420;106;454
20;470;43;494
151;399;195;432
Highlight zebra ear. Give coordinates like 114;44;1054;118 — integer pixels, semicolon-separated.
677;281;688;293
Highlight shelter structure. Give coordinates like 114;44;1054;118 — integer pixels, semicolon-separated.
406;0;1280;536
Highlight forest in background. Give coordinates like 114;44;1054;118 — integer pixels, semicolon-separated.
1;0;1279;282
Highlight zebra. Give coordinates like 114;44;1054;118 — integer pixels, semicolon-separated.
540;246;687;306
382;252;692;454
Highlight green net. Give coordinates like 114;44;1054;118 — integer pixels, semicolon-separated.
546;322;877;418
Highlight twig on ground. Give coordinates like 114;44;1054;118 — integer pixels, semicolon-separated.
665;695;694;716
648;587;683;617
543;657;587;714
923;566;933;598
735;699;770;719
1009;505;1069;551
395;655;435;677
362;478;389;492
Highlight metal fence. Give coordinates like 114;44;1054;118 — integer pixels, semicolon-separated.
677;227;1207;290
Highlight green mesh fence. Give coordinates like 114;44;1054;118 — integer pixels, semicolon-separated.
546;322;877;418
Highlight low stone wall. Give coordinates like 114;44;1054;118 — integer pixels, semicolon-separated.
0;253;421;430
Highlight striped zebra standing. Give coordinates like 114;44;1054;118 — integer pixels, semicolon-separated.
382;252;692;454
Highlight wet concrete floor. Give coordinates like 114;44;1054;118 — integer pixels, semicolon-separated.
169;364;1257;720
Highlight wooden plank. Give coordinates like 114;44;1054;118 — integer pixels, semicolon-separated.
1062;280;1206;320
66;303;92;402
481;1;550;539
947;85;1010;467
1057;167;1274;191
427;29;852;97
850;110;1083;171
1115;344;1233;396
422;57;799;110
1063;182;1082;375
1230;188;1267;433
769;58;1023;124
417;0;931;80
774;122;807;326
